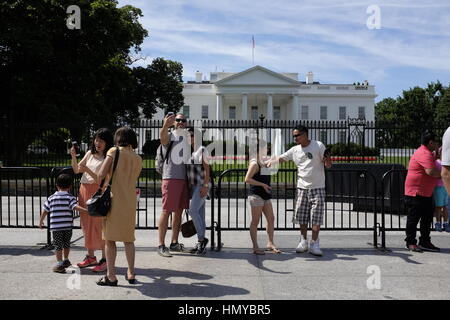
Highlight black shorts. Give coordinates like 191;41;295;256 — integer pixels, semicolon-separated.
52;230;73;251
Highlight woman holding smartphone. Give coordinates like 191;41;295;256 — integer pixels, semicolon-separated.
71;128;114;272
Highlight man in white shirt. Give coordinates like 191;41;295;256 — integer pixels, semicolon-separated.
441;126;450;197
267;125;332;256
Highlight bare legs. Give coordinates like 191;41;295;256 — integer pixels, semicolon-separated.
300;224;320;241
250;202;279;253
158;209;183;246
105;240;135;282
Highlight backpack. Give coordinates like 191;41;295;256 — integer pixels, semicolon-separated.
155;141;174;175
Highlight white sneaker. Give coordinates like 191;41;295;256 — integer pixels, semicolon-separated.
295;238;308;253
309;239;323;256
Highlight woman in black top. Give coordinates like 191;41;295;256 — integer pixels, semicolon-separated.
244;141;280;254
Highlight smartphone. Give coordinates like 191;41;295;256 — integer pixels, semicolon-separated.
72;141;80;156
167;112;174;117
324;148;331;158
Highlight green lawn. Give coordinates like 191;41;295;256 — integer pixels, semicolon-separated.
18;155;411;183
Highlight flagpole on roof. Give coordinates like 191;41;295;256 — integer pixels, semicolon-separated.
252;35;255;66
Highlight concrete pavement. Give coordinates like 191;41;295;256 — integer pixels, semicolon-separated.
1;228;450;300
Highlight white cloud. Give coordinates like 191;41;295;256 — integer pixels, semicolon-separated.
120;0;450;86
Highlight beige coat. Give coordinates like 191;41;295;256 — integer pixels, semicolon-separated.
103;146;142;242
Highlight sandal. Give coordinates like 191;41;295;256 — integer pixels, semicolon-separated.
265;247;282;254
96;276;118;287
125;274;136;284
252;249;265;255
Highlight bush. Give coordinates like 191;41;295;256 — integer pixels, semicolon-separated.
327;142;379;156
142;139;161;156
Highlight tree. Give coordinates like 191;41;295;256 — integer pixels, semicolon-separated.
132;58;184;119
435;87;450;124
375;82;449;148
0;1;182;165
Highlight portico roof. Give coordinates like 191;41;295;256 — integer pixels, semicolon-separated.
214;65;301;87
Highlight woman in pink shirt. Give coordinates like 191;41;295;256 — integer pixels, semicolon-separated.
433;147;449;232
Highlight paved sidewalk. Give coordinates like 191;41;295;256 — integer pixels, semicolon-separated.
0;228;450;300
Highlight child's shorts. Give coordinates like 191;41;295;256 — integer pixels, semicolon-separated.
52;230;73;251
433;186;448;207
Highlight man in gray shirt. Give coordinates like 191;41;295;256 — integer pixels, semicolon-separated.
158;113;191;257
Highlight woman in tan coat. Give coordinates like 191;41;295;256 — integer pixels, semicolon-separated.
96;127;142;286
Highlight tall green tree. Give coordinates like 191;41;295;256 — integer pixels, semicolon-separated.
435;87;450;124
132;58;184;119
0;1;184;165
375;81;449;148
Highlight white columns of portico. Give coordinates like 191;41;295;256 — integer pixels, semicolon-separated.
267;93;273;120
292;94;299;120
216;94;223;120
241;93;248;120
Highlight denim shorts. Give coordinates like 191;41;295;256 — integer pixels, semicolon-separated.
248;195;271;207
433;186;448;207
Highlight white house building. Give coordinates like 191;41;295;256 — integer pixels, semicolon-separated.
146;65;377;155
153;65;377;122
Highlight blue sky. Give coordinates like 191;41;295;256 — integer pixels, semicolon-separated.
118;0;450;102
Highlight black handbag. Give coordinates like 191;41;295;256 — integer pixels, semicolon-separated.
181;218;197;238
87;147;120;217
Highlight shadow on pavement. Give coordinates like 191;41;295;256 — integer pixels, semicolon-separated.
0;246;54;257
113;267;250;299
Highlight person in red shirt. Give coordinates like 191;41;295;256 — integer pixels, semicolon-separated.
404;131;441;252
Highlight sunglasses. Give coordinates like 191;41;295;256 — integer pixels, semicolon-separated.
293;133;305;138
175;118;187;123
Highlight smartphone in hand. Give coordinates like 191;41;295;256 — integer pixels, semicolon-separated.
72;141;80;157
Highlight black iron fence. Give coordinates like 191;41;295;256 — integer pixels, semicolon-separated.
1;165;411;251
216;168;380;250
2;120;448;171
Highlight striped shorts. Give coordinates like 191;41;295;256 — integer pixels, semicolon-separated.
293;188;326;226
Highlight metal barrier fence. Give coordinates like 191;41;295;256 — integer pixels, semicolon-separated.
380;169;408;248
2;166;437;252
0;167;216;250
216;168;380;250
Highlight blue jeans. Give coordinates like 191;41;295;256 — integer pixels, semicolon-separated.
189;185;206;240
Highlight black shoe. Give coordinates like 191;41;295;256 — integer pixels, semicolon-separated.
125;274;136;284
96;276;118;286
197;238;209;255
62;259;71;268
157;245;172;257
169;242;186;252
190;242;200;254
418;242;440;252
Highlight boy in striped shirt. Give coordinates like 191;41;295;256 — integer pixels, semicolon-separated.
39;174;88;273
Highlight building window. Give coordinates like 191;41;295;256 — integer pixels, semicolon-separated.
145;130;152;142
202;105;209;119
273;106;281;120
183;105;190;118
320;106;328;120
339;131;346;144
251;106;258;120
229;106;236;119
319;131;327;145
358;106;366;119
339;106;346;120
301;105;308;119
